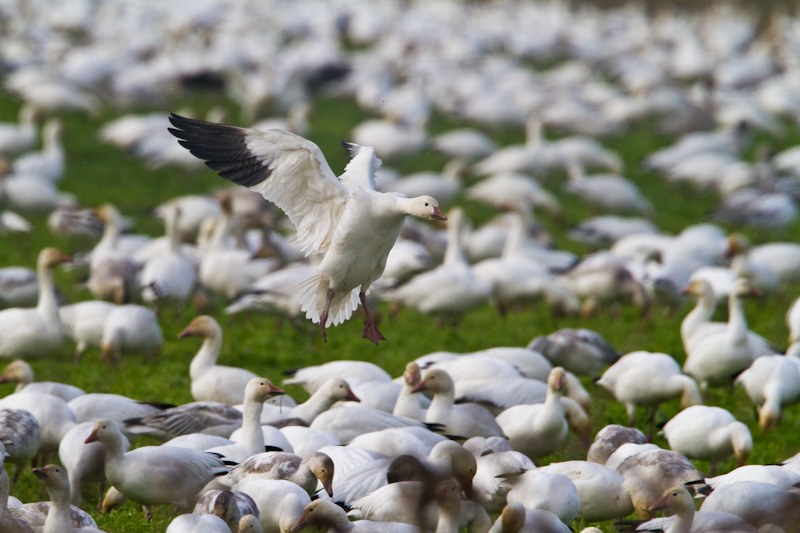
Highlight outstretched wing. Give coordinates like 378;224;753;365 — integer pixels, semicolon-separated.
169;114;349;256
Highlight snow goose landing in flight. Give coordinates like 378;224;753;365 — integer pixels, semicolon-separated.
168;115;446;344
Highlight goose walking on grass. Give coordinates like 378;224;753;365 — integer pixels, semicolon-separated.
169;114;446;344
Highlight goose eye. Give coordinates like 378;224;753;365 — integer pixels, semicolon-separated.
424;202;429;207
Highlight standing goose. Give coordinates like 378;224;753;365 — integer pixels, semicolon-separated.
179;315;261;405
12;118;64;183
0;105;36;157
140;204;197;312
168;114;446;344
0;248;70;359
88;204;138;305
85;418;231;520
495;367;570;460
735;354;800;430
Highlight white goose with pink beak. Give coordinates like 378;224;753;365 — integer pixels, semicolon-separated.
169;115;446;344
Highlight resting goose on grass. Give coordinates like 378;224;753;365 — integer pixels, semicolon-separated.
0;248;70;359
637;485;757;533
169;114;446;344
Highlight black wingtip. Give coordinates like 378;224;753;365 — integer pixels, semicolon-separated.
341;141;361;159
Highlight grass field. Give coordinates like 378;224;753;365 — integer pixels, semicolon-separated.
2;80;800;532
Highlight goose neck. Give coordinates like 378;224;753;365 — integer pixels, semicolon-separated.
189;335;222;379
239;397;265;452
292;388;339;424
36;260;59;320
726;290;748;343
43;486;72;533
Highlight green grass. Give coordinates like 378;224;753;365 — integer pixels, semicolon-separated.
2;84;800;532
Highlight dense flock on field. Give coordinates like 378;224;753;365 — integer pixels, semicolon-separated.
4;0;800;531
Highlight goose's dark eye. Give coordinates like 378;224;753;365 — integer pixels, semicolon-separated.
424;202;429;207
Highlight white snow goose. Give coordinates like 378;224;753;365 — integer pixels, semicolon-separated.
178;315;263;405
192;489;260;532
638;485;757;533
0;248;70;359
11;118;64;183
0;464;32;532
0;360;84;401
661;405;752;475
85;418;232;520
734;354;800;430
168;114;446;344
25;464;105;533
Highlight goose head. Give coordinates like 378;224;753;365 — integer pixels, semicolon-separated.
178;315;222;340
319;377;360;403
499;502;526;532
238;514;263;533
407;195;447;221
0;360;34;387
32;464;70;502
411;368;454;395
306;452;334;498
244;377;285;403
39;247;71;269
649;485;694;513
724;233;750;259
730;277;761;299
94;203;122;225
403;361;421;387
548;366;566;394
681;278;713;299
85;418;123;446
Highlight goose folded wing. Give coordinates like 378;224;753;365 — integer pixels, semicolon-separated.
168;114;349;255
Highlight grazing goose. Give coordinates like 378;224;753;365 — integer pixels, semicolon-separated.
734;354;800;430
85;419;231;520
495;367;571;460
58;301;117;363
87;204;138;305
12;118;64;183
411;368;505;438
661;405;752;475
193;489;260;532
23;464;104;533
0;360;84;401
596;351;702;437
381;207;492;321
205;378;286;463
0;464;33;532
0;248;70;359
683;278;772;392
140;204;197;312
169;114;446;344
0;408;41;483
179;315;261;405
99;304;163;362
488;502;570;533
637;485;757;533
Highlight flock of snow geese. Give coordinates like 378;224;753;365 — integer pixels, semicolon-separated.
5;0;800;532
